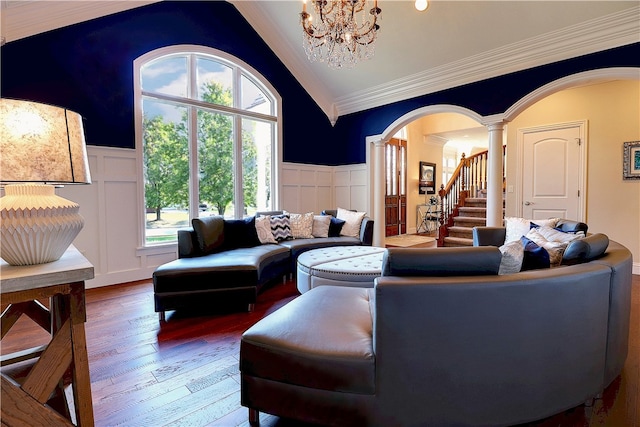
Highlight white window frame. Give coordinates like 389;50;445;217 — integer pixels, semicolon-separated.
134;45;282;248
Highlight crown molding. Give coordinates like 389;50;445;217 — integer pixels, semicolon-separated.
334;5;640;117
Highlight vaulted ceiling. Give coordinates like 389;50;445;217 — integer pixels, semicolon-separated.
2;0;639;124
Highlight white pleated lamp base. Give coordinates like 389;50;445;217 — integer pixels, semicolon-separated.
0;184;84;266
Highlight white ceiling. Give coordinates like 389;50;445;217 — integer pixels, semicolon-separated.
2;0;639;123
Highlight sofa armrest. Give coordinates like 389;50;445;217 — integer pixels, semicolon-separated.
381;246;501;277
563;233;609;264
178;228;200;258
472;226;506;247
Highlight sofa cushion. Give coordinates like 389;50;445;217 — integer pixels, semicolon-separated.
520;236;551;270
290;212;314;239
504;217;559;244
241;286;375;394
192;216;225;254
498;240;524;275
153;244;290;293
223;217;260;250
382;247;501;277
337;208;366;238
269;213;292;242
255;215;277;244
312;215;331;238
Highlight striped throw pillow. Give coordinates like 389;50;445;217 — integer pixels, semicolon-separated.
270;214;292;242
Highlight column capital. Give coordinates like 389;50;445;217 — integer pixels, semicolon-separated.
481;114;507;130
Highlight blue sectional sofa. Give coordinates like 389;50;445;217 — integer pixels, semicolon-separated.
240;235;632;426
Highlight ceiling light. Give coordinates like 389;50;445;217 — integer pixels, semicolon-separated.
415;0;428;12
301;0;382;69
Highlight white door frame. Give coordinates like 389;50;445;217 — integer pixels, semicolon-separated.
515;120;587;220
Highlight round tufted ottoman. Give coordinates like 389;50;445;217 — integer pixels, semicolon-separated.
296;246;386;294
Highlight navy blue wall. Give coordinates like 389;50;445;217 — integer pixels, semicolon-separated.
2;1;639;166
0;1;336;164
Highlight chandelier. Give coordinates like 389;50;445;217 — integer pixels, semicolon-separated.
301;0;382;69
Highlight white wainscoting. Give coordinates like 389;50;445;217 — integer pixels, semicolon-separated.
280;162;368;214
58;146;177;289
56;150;369;288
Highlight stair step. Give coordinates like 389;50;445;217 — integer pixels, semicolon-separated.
443;236;473;247
453;217;486;226
458;207;487;218
447;226;473;238
464;197;505;208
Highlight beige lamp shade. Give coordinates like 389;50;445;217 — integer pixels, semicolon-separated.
0;98;91;184
0;98;92;265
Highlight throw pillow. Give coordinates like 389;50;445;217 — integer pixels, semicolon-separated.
498;240;524;275
312;215;331;238
328;217;346;237
255;215;277;244
520;236;551;270
223;217;260;249
524;228;567;267
270;213;292;242
504;217;559;244
289;212;314;239
337;207;366;238
533;225;585;243
191;216;225;254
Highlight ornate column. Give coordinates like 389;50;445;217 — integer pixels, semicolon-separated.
372;138;386;247
485;120;505;227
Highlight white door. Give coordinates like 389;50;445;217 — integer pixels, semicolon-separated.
520;123;585;220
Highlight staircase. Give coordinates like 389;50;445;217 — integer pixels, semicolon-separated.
434;148;508;247
441;197;504;247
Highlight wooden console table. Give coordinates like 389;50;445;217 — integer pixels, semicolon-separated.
1;246;95;426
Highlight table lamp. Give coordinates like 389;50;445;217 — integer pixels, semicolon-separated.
0;98;91;266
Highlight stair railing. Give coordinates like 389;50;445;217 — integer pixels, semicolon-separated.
438;147;505;246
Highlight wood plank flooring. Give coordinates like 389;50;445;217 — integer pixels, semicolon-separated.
1;274;638;426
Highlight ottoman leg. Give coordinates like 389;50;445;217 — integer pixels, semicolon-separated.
159;311;166;322
249;408;259;425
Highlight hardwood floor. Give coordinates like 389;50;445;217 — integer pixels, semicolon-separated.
1;274;638;426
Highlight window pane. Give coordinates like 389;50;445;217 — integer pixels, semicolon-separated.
141;56;188;97
196;58;233;106
242;118;272;216
241;75;272;115
197;109;235;218
143;99;189;244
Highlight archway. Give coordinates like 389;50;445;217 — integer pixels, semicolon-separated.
366;67;640;248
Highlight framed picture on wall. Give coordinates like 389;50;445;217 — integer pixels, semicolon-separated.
419;161;436;194
623;141;640;180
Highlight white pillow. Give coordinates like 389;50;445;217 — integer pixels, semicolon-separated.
337;208;366;238
498;240;524;275
255;215;277;244
290;212;314;239
312;215;331;238
534;225;585;243
525;228;568;267
504;217;560;244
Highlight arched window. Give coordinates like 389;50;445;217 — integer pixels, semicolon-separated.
134;46;280;245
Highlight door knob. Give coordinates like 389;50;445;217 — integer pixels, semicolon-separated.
524;201;532;205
